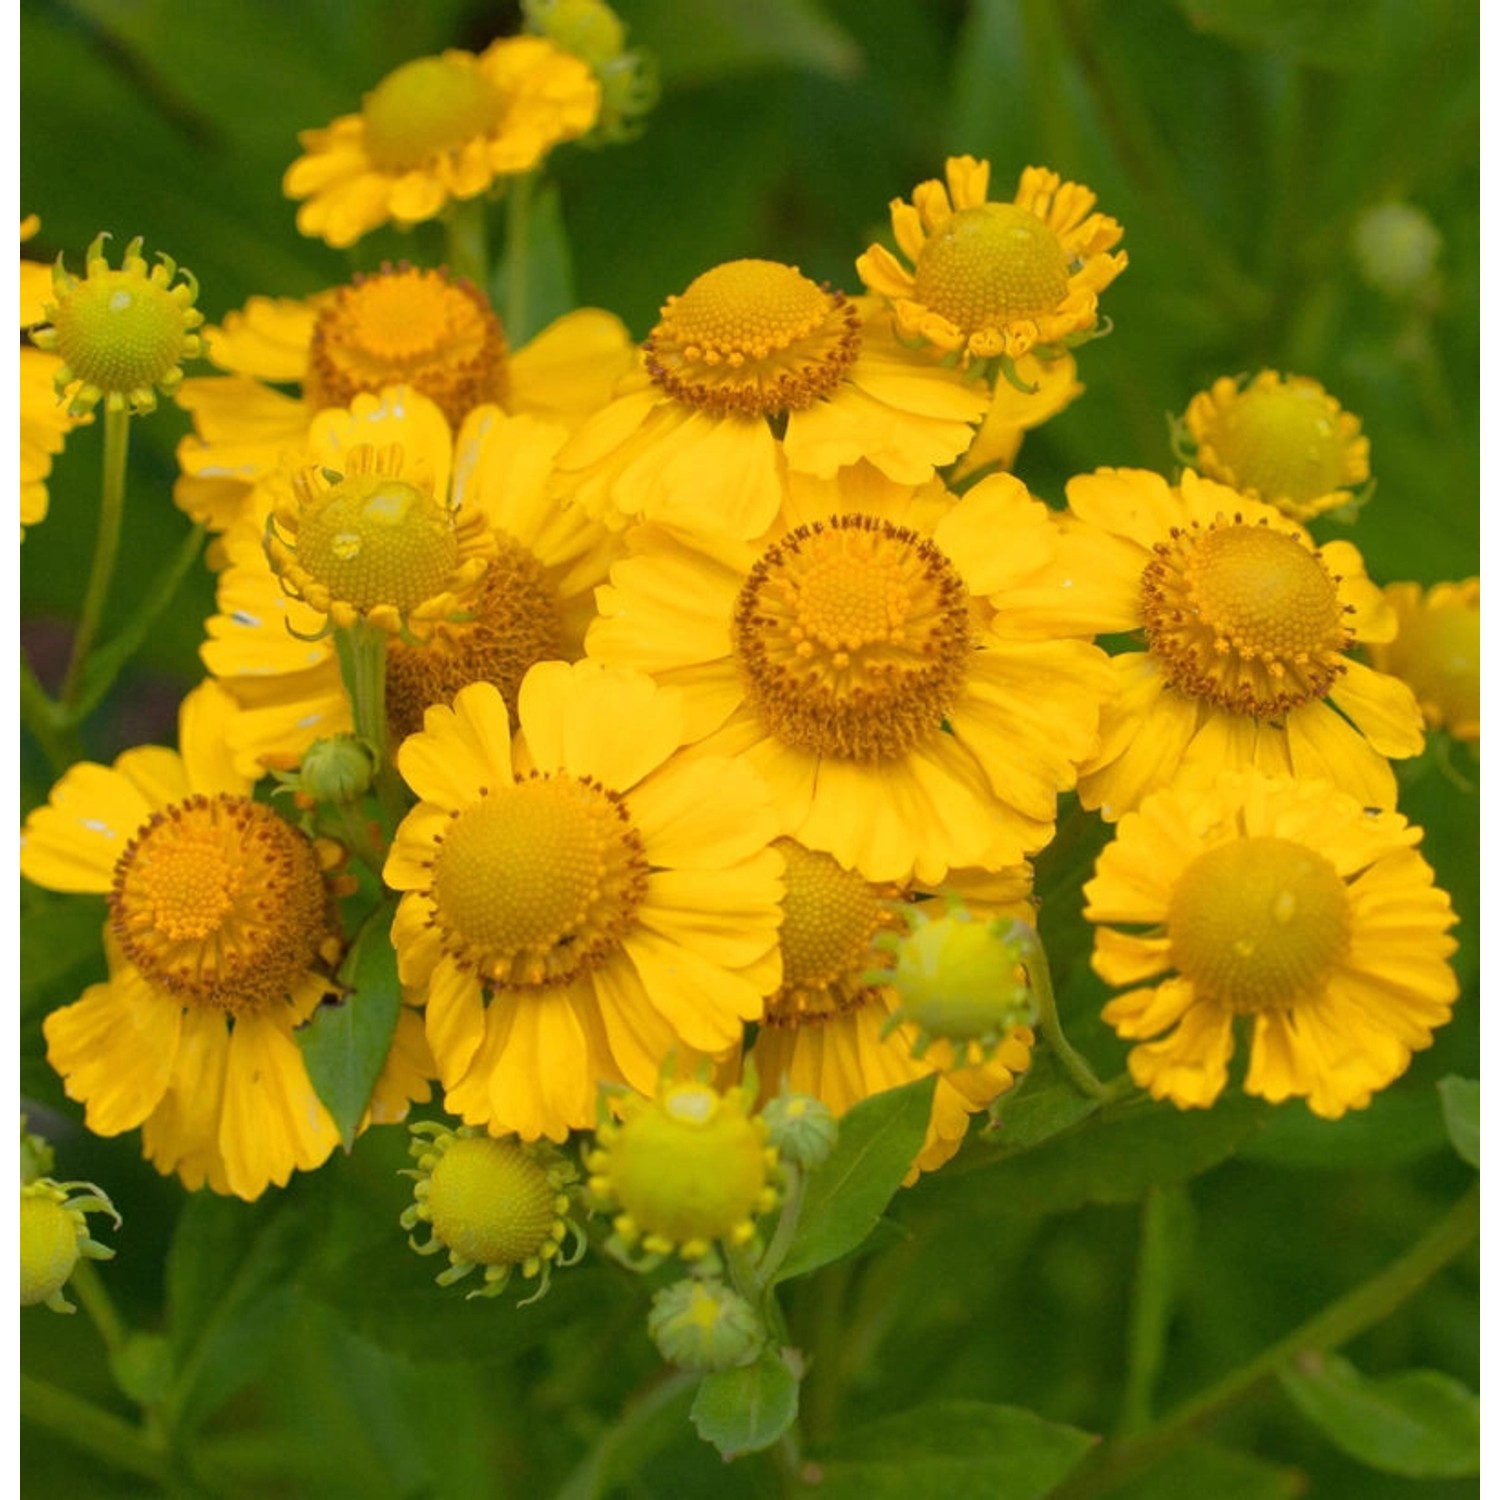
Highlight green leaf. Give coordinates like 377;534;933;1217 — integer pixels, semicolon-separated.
1176;0;1383;71
1436;1076;1479;1168
775;1075;935;1283
298;903;403;1149
981;1048;1101;1155
1108;1438;1306;1500
808;1400;1096;1499
627;0;862;84
1239;1085;1448;1171
19;887;106;1017
1277;1351;1480;1478
689;1349;799;1457
109;1334;174;1407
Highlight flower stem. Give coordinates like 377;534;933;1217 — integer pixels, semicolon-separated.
1016;925;1123;1102
444;196;490;289
503;170;537;339
1051;1182;1480;1499
755;1162;806;1289
60;405;130;709
20;651;80;772
69;1259;126;1356
332;620;406;830
20;1373;169;1486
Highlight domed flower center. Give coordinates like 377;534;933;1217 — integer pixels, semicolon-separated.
426;1136;561;1267
385;533;564;744
1142;517;1350;716
645;258;861;416
293;471;460;616
108;795;331;1013
600;1083;771;1252
1209;383;1350;506
913;203;1071;334
766;839;890;1025
428;774;648;987
733;515;970;760
304;266;509;427
1169;836;1351;1013
361;55;502;171
51;266;192;397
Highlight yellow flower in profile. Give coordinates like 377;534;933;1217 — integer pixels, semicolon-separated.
383;667;784;1141
20;220;90;536
588;464;1111;881
20;684;351;1199
284;38;599;249
551;261;990;541
1181;371;1371;522
1084;774;1459;1118
1039;468;1425;817
204;394;619;776
749;842;1034;1180
263;393;493;639
1368;580;1479;742
174;264;635;533
857;157;1126;365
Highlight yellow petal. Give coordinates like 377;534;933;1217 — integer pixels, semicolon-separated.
22;763;152;893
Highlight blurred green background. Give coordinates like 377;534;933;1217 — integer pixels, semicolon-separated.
21;1;1478;1496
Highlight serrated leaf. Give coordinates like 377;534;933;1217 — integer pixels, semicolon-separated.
1277;1351;1479;1478
689;1349;799;1457
1436;1076;1478;1168
775;1075;935;1283
809;1400;1096;1499
298;902;402;1149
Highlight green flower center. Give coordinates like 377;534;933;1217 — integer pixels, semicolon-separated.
52;269;190;395
913;203;1071;333
1169;836;1351;1013
362;55;502;171
426;1137;560;1267
1211;384;1350;505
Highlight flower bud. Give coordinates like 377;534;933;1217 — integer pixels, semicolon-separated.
299;734;377;804
648;1277;764;1372
760;1091;838;1170
21;1178;120;1314
1352;202;1442;300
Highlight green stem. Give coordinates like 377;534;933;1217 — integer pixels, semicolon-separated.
332;620;405;830
20;651;80;773
61;405;130;708
552;1371;698;1500
1117;1186;1192;1436
1052;1182;1480;1499
755;1162;806;1289
504;170;536;339
69;1259;126;1357
19;1373;168;1486
444;195;490;289
1017;925;1122;1102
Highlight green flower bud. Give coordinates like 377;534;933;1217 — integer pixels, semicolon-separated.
299;734;377;805
1352;202;1442;300
20;1116;54;1186
21;1178;120;1314
760;1092;838;1170
648;1276;764;1372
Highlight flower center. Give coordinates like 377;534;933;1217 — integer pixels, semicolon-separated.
52;268;191;397
108;795;331;1013
292;471;460;616
1141;517;1351;716
361;55;502;171
426;1136;560;1267
1169;836;1351;1013
645;258;861;416
1208;383;1350;506
385;533;565;745
304;266;509;428
765;840;890;1025
912;203;1071;334
733;515;971;760
428;774;648;987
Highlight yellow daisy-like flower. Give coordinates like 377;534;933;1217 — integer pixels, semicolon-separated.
174;263;635;534
587;463;1111;882
749;842;1035;1180
383;667;784;1141
1181;370;1371;522
263;393;494;638
551;261;990;541
284;37;599;249
1367;580;1479;742
20;684;351;1200
1039;468;1425;817
1084;774;1459;1118
205;394;618;776
857;157;1127;364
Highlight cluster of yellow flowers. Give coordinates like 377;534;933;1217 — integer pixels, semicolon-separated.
18;20;1475;1296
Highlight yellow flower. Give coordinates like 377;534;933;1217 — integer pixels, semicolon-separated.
284;38;599;249
749;842;1034;1180
857;157;1126;365
29;232;203;416
204;394;619;776
263;393;494;638
174;264;635;533
20;684;354;1199
587;464;1111;882
948;350;1084;484
383;667;784;1141
1367;580;1479;741
1038;468;1425;817
1084;774;1459;1118
1181;371;1371;522
550;261;991;541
